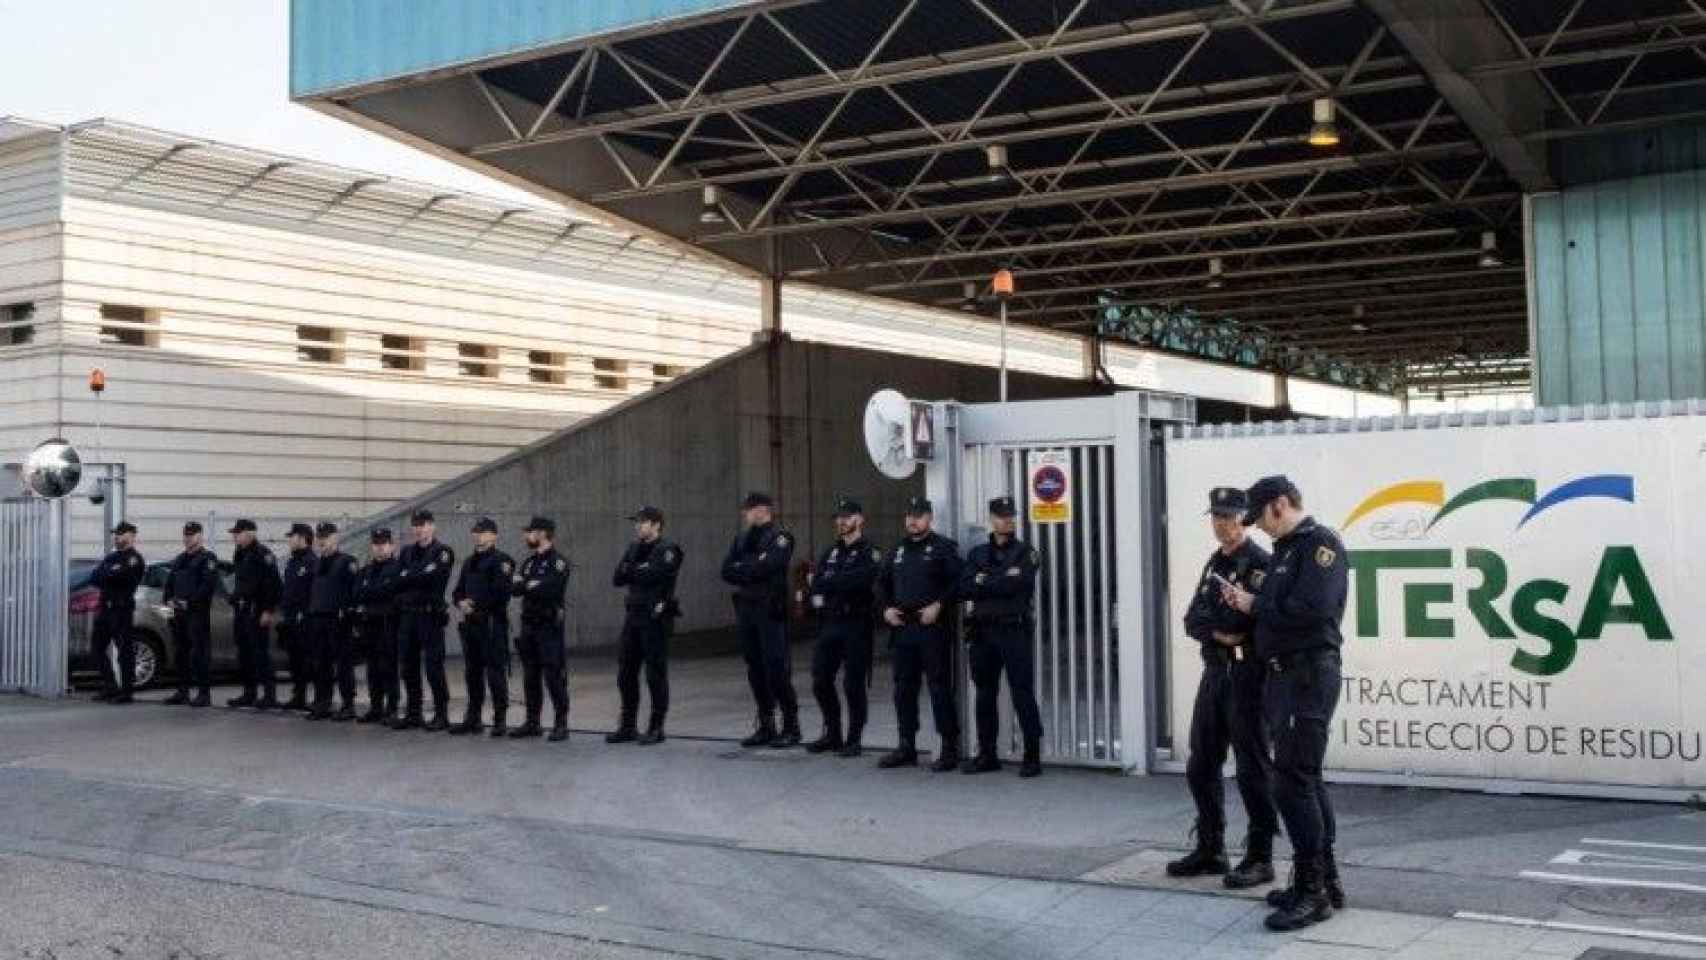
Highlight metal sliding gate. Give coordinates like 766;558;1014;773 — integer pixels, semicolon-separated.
0;497;69;696
926;391;1194;771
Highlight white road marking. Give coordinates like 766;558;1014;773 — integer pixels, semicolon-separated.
1454;910;1706;947
1550;849;1706;872
1583;837;1706;855
1520;869;1706;895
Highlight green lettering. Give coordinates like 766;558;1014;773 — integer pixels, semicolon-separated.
1575;546;1674;641
1404;583;1454;638
1465;548;1515;639
1347;550;1452;638
1509;579;1577;676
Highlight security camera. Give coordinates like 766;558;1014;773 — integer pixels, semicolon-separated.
89;491;106;506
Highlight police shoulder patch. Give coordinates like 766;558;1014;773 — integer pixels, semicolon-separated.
554;557;566;572
870;547;882;563
1315;545;1336;568
776;534;790;548
501;561;513;575
829;548;840;562
1250;570;1267;589
1027;547;1039;564
129;555;141;567
663;548;677;564
439;550;450;564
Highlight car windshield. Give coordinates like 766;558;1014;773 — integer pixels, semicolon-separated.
142;563;171;590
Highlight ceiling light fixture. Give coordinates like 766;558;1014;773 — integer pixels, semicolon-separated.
960;281;980;312
1478;230;1503;268
1205;257;1225;289
699;185;727;225
1307;97;1340;148
1350;304;1368;332
985;144;1012;184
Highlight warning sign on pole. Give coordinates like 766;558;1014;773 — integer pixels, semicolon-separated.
1027;450;1072;524
908;401;935;461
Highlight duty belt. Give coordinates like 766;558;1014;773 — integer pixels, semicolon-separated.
1266;647;1339;673
398;602;439;613
1201;644;1249;665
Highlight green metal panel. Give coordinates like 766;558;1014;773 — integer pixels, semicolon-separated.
291;0;759;98
1532;165;1706;405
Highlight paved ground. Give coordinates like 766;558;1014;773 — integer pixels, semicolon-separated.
6;654;1702;960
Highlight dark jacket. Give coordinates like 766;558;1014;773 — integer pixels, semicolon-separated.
393;539;455;613
229;542;282;612
960;534;1039;624
721;523;793;610
808;536;881;621
514;547;569;624
614;538;682;616
279;547;315;622
354;556;399;618
1252;517;1348;660
90;547;145;608
1183;537;1270;657
453;547;513;617
878;530;962;615
163;548;219;608
307;551;357;616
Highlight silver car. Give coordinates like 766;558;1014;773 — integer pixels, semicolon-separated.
70;561;244;688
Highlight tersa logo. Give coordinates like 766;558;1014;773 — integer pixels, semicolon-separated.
1341;476;1673;677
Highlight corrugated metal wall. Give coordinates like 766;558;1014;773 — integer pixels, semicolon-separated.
1530;124;1706;406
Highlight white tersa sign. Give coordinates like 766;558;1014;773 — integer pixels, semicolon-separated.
1166;413;1706;792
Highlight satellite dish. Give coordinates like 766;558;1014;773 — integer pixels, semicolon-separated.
24;438;83;499
864;389;916;480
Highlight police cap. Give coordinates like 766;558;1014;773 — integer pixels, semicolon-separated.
988;496;1018;519
741;491;775;510
1242;475;1300;526
409;509;434;526
370;527;393;543
1206;487;1247;518
112;521;137;536
525;515;556;534
471;517;498;534
905;496;933;516
833;497;863;517
182;521;203;536
315;522;338;538
287;523;314;542
228;518;257;534
626;505;664;524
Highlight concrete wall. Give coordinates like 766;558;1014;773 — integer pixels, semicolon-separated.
358;335;1111;651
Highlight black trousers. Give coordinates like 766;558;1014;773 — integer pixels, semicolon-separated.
811;617;872;739
232;604;275;699
1185;652;1278;839
617;611;670;722
1265;649;1342;859
359;613;398;715
170;603;212;695
398;610;449;717
280;618;310;700
459;614;509;721
516;619;568;723
93;603;135;693
309;614;356;709
736;601;796;718
891;623;958;744
968;623;1043;752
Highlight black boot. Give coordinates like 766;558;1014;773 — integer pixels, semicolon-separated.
636;715;665;746
1225;832;1277;890
356;706;386;724
424;712;450;732
877;738;917;768
448;710;483;735
804;723;842;754
1265;855;1332;931
1322;848;1346;909
1166;825;1229;878
163;690;190;706
488;710;508;738
226;691;256;709
605;714;639;744
772;712;802;749
837;731;863;758
254;693;281;711
960;747;1001;774
282;692;308;712
929;742;962;773
1018;738;1043;778
1267;868;1296;908
549;711;571;743
508;717;544;739
189;690;211;709
740;712;776;748
331;703;356;723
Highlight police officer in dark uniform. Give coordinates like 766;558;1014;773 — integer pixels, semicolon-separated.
162;521;219;707
354;528;401;724
451;517;512;737
511;516;571;742
1222;475;1348;932
876;497;964;772
608;506;682;746
721;492;800;748
803;497;880;757
90;522;145;704
392;510;455;731
306;522;359;722
1168;487;1278;887
225;519;282;710
278;523;316;711
958;496;1044;778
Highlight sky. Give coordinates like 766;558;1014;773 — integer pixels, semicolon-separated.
0;0;534;202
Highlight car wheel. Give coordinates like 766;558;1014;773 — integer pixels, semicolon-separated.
131;631;166;689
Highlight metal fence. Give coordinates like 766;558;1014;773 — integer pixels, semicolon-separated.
0;498;68;696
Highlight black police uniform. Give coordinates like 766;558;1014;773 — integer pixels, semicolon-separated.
228;525;283;708
721;500;799;745
877;500;963;769
805;501;880;755
512;524;571;740
451;532;514;735
959;500;1043;775
1244;477;1349;930
89;534;145;700
306;541;359;720
279;531;316;710
354;537;401;722
1170;487;1278;884
163;537;219;705
610;512;682;744
393;522;455;729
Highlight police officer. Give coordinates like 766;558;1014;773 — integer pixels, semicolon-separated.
1222;476;1348;932
162;521;219;707
511;516;570;742
226;519;282;710
876;497;963;772
721;492;800;748
608;506;682;746
392;510;455;731
278;523;316;711
354;528;401;724
803;497;880;757
90;522;145;704
452;517;513;737
1168;487;1278;887
306;522;359;722
958;496;1043;778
